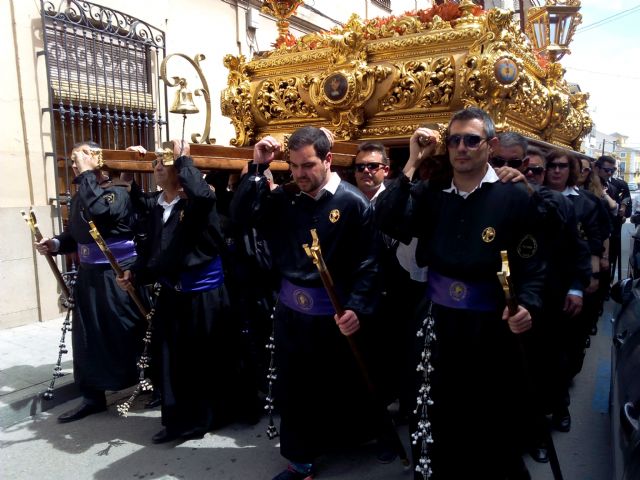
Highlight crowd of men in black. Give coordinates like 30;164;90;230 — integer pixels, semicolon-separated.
34;107;630;480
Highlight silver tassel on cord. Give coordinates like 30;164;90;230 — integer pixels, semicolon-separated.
412;303;436;479
116;284;160;416
265;306;279;440
43;270;76;401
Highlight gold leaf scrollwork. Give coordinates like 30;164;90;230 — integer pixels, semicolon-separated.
381;57;455;111
221;54;256;146
255;77;318;121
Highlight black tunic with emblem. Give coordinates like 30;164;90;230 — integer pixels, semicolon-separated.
54;171;144;394
523;186;592;421
563;188;606;379
231;163;381;464
130;156;251;435
375;174;545;479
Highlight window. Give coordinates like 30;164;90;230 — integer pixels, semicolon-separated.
41;1;167;230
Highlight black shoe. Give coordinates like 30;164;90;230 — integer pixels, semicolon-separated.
528;443;549;463
144;397;162;409
376;448;398;464
151;428;180;444
180;427;207;440
375;438;398;464
57;403;106;423
552;408;571;432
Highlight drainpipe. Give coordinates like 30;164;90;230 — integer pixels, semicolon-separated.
236;0;243;56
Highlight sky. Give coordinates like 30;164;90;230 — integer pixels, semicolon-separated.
561;1;640;148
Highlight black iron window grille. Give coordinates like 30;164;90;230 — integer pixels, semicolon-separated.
41;0;168;232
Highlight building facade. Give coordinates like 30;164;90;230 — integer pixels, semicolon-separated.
582;129;640;186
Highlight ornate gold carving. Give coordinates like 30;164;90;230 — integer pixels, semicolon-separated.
220;55;256;146
255;77;318;121
381;57;455;111
220;5;591;150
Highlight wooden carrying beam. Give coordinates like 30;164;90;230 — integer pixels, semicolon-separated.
96;142;359;172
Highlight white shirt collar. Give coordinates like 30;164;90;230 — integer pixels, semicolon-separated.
370;182;386;206
157;191;181;223
561;186;580;196
443;166;499;198
157;191;181;207
303;171;341;200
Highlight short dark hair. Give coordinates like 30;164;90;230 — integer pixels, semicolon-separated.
356;141;389;165
288;126;331;160
526;146;546;165
448;107;496;139
596;155;616;167
497;132;528;153
545;149;579;186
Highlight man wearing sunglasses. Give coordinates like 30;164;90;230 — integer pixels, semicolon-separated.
376;107;544;479
524;148;546;185
354;141;427;449
595;155;631;282
491;132;529;171
353;142;390;203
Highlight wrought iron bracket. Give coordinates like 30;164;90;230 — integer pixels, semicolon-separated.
160;53;214;144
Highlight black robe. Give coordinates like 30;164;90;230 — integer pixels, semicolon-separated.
231;164;381;464
376;173;545;479
55;171;144;393
130;156;248;434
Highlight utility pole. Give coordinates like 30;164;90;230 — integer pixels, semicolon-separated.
518;0;526;31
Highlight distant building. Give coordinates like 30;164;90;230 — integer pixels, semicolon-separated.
582;129;640;185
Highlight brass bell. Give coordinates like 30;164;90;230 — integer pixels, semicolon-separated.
170;79;199;115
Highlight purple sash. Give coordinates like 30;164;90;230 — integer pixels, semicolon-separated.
77;239;136;265
279;278;336;316
175;256;224;292
426;270;499;311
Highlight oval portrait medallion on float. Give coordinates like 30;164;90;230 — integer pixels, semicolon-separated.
494;57;518;85
323;72;349;102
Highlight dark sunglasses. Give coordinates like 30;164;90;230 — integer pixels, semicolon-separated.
580;166;592;174
446;134;487;149
547;162;570;171
354;162;385;173
152;158;171;168
525;166;545;175
600;166;617;174
490;157;524;169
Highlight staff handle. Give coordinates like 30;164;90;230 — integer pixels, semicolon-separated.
496;249;564;480
22;209;71;301
303;228;410;467
497;250;519;316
